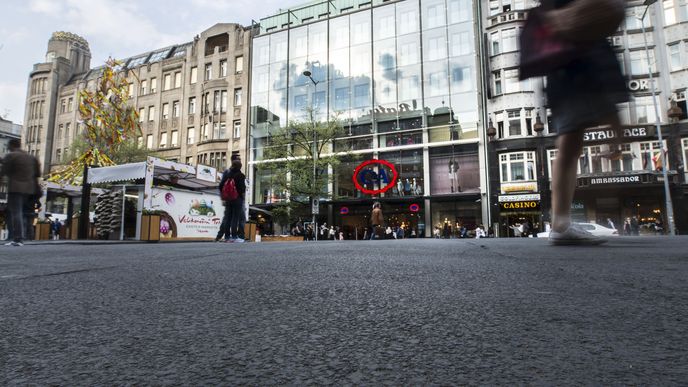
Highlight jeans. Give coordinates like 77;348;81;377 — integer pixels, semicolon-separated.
8;193;28;243
369;225;379;240
229;199;245;239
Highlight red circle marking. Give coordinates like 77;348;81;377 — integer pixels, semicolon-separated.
409;203;420;212
352;159;399;195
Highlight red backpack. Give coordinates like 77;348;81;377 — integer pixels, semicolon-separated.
221;177;239;201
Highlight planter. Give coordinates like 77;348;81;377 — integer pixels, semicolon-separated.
260;235;303;243
244;222;257;242
35;223;51;240
140;214;161;242
70;218;79;240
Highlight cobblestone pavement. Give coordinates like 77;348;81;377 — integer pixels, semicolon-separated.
1;237;687;385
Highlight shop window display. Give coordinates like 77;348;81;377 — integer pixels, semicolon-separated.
429;150;480;194
379;150;424;197
431;201;481;238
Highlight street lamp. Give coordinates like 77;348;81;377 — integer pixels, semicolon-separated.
303;70;320;240
639;0;676;235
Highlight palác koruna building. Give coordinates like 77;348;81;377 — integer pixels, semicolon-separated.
248;0;490;238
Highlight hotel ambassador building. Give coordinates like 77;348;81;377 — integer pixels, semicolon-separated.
249;0;490;237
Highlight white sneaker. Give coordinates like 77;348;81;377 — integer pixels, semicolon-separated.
4;242;14;246
12;242;24;247
549;225;607;246
234;238;245;243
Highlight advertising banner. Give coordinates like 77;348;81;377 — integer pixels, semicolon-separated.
150;188;222;239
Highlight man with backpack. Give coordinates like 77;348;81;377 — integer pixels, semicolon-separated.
218;158;246;243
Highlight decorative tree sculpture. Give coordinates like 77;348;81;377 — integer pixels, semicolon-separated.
49;58;142;184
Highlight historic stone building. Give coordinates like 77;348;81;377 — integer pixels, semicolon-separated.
23;25;253;175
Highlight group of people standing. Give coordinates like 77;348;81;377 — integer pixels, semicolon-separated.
1;139;41;247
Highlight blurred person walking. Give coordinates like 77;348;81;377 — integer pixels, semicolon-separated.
1;139;41;246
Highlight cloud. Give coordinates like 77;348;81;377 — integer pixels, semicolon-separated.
0;81;28;124
29;0;63;14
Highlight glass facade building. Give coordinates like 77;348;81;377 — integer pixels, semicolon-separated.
250;0;487;237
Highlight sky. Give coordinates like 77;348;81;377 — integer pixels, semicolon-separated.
0;0;289;125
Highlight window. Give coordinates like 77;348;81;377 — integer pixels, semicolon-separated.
172;101;180;118
499;151;536;182
503;69;519;93
547;149;558;179
67;98;73;112
57;124;63;139
140;80;147;95
139;108;145;122
669;44;681;71
640;141;667;171
146;134;154;149
493;71;502;95
213;90;221;112
60;99;66;113
65;123;71;141
221;90;228;113
665;0;677;25
220;60;227;77
174;72;182;88
625;6;652;29
235;56;244;73
137;136;143;147
634;96;658;124
162;103;170;119
630;49;656;75
163;73;172;90
234;88;242;106
233;121;241;138
55;149;62;163
501;28;517;52
150;78;157;93
148;106;155;121
610;144;634;172
187;127;195;144
159;132;168;148
128;83;134;97
507;110;522;137
202;123;210;141
190;67;198;84
170;130;179;148
188;97;196;114
205;63;212;80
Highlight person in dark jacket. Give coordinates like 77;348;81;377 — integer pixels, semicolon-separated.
216;154;242;242
1;139;41;246
544;0;628;245
218;159;246;242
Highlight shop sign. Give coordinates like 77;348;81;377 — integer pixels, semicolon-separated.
340;207;350;215
590;175;641;185
628;79;651;92
353;159;399;195
583;127;648;142
409;203;421;212
499;194;541;202
499;201;541;211
500;182;538;194
151;188;222;239
196;164;217;182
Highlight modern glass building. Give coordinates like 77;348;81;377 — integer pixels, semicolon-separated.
249;0;490;238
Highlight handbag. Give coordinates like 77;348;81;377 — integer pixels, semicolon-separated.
518;7;580;80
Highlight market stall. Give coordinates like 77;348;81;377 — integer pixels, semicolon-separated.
87;157;231;241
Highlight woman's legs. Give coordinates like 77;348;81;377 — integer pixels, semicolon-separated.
551;131;585;233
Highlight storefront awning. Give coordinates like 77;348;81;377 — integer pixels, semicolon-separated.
87;162;147;184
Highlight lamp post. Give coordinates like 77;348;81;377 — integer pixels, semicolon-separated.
639;0;676;235
303;70;319;240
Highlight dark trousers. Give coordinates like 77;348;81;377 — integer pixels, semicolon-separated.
228;199;245;239
8;193;28;243
217;202;232;240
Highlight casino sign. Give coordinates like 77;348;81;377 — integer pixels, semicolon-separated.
353;159;399;195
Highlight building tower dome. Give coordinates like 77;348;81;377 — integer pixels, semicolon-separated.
46;31;91;74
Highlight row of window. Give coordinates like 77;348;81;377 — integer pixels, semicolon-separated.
24;125;42;144
138;121;242;150
499;141;679;184
134;72;182;96
30;78;48;96
27;100;45;121
59;97;74;114
136;89;242;123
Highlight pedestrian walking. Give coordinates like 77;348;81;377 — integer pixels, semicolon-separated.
623;217;631;236
1;139;41;246
219;159;247;243
216;154;243;242
607;218;615;230
631;216;639;236
520;0;626;245
370;202;383;240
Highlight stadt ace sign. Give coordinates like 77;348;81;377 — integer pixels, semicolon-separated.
353;159;399;195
